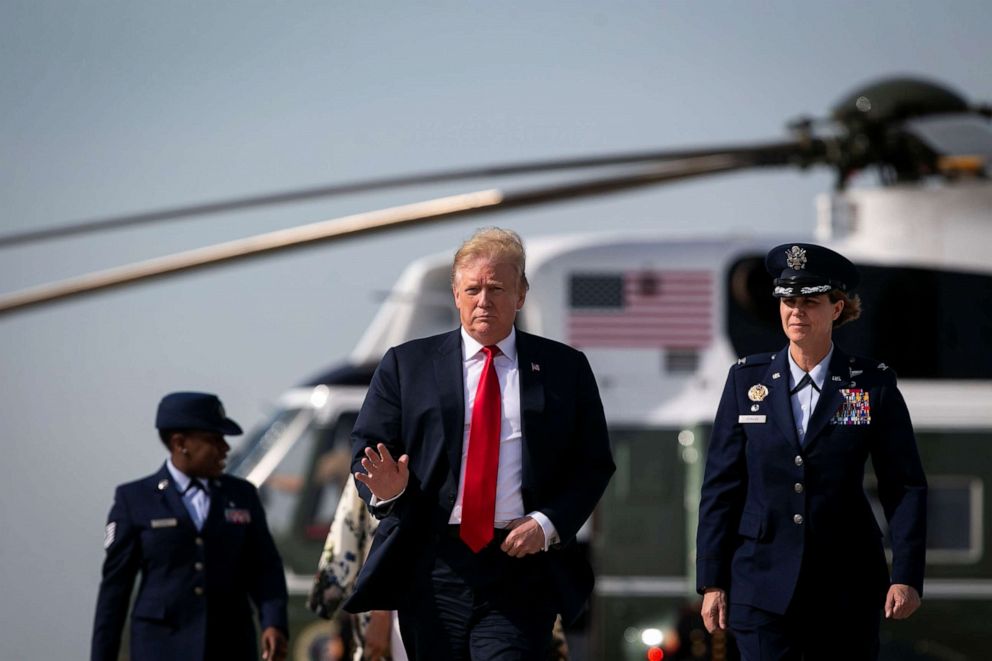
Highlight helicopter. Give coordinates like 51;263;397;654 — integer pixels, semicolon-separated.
4;77;991;660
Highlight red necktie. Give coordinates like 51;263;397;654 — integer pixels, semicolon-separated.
460;345;502;552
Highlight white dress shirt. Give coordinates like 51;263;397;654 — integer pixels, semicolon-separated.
447;327;558;549
166;459;210;530
787;344;833;444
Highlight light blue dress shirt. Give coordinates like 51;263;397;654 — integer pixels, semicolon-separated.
166;458;210;530
787;344;833;444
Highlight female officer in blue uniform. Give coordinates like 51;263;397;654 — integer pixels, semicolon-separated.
91;392;289;661
695;244;927;660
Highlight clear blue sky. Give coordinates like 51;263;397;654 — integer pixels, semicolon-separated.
1;2;990;656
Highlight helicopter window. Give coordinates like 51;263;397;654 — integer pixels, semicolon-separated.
306;411;360;539
595;427;687;577
726;257;992;379
865;474;983;565
258;420;325;540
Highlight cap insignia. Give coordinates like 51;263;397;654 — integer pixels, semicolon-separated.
785;245;807;270
748;384;769;402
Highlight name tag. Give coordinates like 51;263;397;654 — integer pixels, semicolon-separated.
150;518;178;528
225;509;251;524
738;415;766;424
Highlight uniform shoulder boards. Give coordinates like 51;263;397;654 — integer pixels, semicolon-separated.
735;352;773;368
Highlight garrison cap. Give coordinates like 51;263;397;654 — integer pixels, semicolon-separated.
155;392;243;435
765;243;860;298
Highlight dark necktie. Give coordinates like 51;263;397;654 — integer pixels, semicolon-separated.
183;479;206;495
790;372;820;395
460;345;502;552
183;479;209;529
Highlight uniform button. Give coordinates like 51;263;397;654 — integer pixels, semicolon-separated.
195;537;204;546
194;562;204;571
794;483;804;494
794;456;804;467
194;586;204;596
793;514;804;525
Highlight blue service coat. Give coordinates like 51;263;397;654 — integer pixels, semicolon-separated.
91;464;288;661
342;328;615;624
696;345;927;614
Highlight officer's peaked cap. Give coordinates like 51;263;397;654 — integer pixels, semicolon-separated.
765;243;860;298
155;392;243;435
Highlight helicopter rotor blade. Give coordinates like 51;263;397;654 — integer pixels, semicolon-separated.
0;149;798;317
0;140;804;249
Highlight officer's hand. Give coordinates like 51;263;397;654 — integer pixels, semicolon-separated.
501;516;545;557
355;443;410;501
260;626;287;661
701;588;728;632
363;610;392;660
885;584;921;619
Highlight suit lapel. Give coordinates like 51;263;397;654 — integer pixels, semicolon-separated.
434;330;466;482
515;330;545;494
765;348;800;450
802;346;849;450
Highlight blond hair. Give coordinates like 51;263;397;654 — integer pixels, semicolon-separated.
451;227;529;290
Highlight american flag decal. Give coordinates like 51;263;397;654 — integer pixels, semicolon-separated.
567;271;713;349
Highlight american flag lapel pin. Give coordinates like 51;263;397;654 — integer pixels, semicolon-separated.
531;362;540;372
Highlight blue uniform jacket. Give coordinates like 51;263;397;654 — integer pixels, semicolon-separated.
342;328;615;624
696;345;927;614
91;464;288;661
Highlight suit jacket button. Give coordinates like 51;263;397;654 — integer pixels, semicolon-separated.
793;514;804;525
195;537;204;546
794;483;804;493
194;586;204;596
794;455;804;467
194;562;204;571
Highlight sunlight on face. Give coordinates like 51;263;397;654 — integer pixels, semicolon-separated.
452;258;526;345
779;295;843;349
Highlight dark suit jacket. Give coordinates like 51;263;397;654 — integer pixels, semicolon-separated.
696;345;927;615
342;328;614;624
91;464;288;661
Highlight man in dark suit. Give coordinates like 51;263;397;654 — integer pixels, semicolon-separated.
343;227;615;660
696;243;927;660
91;392;289;661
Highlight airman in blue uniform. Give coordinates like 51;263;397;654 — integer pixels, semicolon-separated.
91;392;289;661
696;244;927;660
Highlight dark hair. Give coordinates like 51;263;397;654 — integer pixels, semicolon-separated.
829;289;862;328
158;429;183;449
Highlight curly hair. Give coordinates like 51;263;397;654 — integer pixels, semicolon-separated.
829;289;862;328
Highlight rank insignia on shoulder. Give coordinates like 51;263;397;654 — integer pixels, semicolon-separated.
748;384;769;402
737;357;747;366
157;479;169;491
225;508;251;524
831;389;871;425
104;522;116;549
